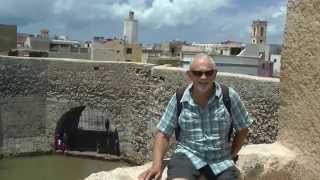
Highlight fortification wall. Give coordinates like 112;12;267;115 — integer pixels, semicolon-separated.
0;56;48;154
0;56;279;164
279;0;320;178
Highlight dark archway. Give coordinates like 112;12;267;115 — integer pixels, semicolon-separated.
54;106;120;156
55;106;86;136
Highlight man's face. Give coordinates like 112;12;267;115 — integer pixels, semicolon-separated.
187;58;217;93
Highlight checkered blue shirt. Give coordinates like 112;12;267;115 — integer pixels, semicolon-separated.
157;82;253;175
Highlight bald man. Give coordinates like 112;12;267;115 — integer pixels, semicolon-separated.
139;53;252;180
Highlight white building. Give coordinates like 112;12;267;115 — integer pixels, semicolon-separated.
180;45;206;68
192;41;244;56
123;11;138;44
270;54;281;77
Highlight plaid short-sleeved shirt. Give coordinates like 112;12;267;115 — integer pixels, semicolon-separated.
157;82;253;175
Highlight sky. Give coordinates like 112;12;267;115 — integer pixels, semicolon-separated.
0;0;287;44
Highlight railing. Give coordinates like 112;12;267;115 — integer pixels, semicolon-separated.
78;108;108;131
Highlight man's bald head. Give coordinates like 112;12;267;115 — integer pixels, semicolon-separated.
189;53;216;71
187;53;217;94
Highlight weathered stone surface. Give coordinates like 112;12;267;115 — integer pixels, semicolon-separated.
237;143;295;180
85;143;296;180
279;0;320;178
85;162;155;180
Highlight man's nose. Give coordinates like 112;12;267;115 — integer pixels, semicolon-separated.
200;73;208;79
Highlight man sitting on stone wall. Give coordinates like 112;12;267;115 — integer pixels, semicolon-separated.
139;53;253;180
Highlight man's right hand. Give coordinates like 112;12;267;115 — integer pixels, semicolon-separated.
139;131;169;180
138;165;162;180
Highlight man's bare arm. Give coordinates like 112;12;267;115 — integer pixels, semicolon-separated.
231;128;249;157
138;130;170;180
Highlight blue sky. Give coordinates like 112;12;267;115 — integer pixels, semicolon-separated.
0;0;287;44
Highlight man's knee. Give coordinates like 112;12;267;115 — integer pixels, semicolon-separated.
170;175;208;180
216;166;240;180
167;153;199;180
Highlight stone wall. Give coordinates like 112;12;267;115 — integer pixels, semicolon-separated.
0;56;49;155
0;56;279;164
279;0;320;178
48;51;90;60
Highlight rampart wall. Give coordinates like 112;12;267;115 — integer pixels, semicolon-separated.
0;56;279;163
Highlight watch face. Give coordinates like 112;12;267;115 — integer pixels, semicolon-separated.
233;155;239;163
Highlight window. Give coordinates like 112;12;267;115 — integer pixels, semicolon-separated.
260;27;264;36
230;47;241;55
93;66;99;70
171;48;175;56
274;59;277;63
126;48;132;54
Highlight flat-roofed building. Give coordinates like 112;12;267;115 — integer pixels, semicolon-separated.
213;55;261;76
17;33;33;48
124;43;142;62
180;45;206;68
142;44;162;63
49;38;89;59
91;39;124;61
192;41;245;56
24;36;50;51
91;38;142;62
0;24;17;54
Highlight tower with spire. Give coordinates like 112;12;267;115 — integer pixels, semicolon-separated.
123;11;138;44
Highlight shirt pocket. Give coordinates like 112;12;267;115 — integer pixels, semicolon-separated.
178;109;201;138
213;105;232;138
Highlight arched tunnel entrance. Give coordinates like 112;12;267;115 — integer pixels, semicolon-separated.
54;106;120;156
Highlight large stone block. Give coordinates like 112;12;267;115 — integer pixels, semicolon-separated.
85;143;298;180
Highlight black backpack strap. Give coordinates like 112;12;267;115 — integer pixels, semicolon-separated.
175;86;186;141
220;84;233;142
221;84;231;114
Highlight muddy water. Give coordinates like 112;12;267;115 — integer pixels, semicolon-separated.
0;155;129;180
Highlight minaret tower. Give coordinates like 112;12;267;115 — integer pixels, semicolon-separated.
123;11;138;44
251;20;267;45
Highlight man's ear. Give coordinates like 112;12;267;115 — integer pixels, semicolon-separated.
186;70;192;79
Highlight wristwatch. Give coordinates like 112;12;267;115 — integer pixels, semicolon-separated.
232;154;239;163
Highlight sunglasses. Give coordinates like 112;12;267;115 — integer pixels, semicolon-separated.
191;69;216;77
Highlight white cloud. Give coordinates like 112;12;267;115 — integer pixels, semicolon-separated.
0;0;286;43
0;0;54;23
267;24;278;35
207;3;287;43
0;0;231;29
53;0;76;14
124;0;231;28
272;5;287;18
50;0;231;28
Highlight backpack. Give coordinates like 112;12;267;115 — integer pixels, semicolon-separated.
175;84;233;142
